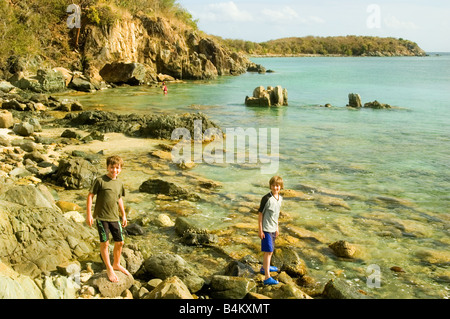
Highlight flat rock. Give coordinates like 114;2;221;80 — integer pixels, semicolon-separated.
89;271;134;298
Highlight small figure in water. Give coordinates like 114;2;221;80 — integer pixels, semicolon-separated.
162;82;168;95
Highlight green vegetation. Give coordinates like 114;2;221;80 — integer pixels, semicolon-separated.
220;35;425;57
0;0;198;71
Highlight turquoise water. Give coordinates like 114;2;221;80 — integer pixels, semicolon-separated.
62;55;449;298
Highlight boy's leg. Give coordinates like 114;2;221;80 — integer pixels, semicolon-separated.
112;241;131;276
263;252;273;280
96;220;119;282
100;241;119;282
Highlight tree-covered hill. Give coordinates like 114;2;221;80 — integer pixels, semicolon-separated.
220;35;426;57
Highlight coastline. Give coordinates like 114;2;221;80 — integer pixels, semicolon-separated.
0;101;375;299
1;72;449;299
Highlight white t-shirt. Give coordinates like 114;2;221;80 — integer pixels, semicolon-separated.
258;192;283;233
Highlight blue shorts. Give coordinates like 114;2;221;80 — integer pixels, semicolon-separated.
261;232;276;252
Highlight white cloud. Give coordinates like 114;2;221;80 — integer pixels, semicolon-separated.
308;16;326;24
198;1;253;22
384;15;419;30
261;6;325;25
261;6;299;21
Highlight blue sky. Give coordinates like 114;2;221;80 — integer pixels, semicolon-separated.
176;0;450;52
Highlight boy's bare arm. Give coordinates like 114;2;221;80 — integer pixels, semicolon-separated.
86;193;94;227
258;212;265;239
118;197;127;227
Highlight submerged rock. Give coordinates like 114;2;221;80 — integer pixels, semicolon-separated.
364;100;392;109
64;110;222;140
323;278;370;299
328;240;358;258
139;178;200;201
174;216;218;246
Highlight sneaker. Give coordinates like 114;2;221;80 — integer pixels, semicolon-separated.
263;277;279;285
260;266;279;274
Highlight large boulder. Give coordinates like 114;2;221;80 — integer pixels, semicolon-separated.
13;122;34;137
245;86;288;107
272;247;307;277
210;275;256;299
68;75;96;92
54;157;99;190
99;62;147;85
9;69;66;93
121;247;144;275
0;261;43;299
0;184;96;277
347;93;362;108
144;276;194;299
143;253;204;293
39;274;79;299
35;69;66;92
0;110;14;128
0;184;56;209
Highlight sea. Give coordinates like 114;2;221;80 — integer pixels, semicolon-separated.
60;53;450;299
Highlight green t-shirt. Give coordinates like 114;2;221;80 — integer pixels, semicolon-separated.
90;175;125;222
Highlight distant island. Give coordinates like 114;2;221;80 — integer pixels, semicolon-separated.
218;35;426;57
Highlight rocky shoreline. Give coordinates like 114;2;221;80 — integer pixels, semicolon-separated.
0;89;381;300
1;88;449;300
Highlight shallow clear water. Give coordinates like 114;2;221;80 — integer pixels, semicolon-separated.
59;54;450;298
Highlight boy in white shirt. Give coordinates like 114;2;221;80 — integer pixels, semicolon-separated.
258;176;283;285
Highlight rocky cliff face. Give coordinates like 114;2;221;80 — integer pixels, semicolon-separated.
81;15;252;84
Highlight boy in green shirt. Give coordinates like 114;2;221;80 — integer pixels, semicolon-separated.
86;155;130;282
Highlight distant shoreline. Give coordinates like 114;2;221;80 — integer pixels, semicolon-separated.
248;53;431;58
248;52;450;58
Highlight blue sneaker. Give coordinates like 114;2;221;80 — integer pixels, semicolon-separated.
260;266;279;274
263;277;279;285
